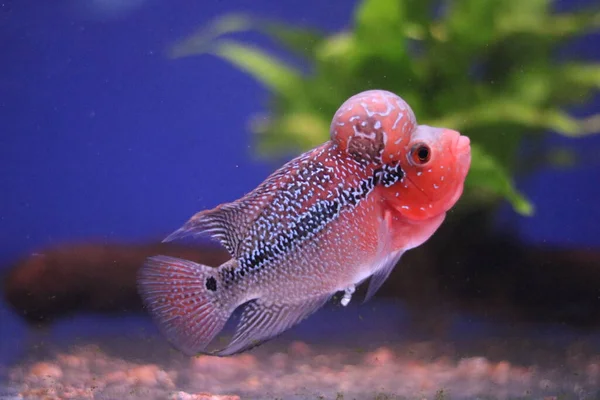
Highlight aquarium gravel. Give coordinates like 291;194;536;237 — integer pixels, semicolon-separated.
4;335;599;400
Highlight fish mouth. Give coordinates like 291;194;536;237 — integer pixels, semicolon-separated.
452;134;472;177
453;134;471;155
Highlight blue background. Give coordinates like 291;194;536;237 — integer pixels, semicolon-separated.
0;0;599;368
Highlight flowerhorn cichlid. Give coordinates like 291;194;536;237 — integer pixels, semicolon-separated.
138;89;472;357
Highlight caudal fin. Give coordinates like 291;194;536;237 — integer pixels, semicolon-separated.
137;255;232;356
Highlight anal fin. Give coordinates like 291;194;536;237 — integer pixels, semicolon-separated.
363;251;404;303
216;295;331;356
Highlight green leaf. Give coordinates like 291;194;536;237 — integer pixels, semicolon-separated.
200;40;305;99
262;23;326;60
314;32;353;61
444;0;502;49
250;112;330;155
169;13;326;61
466;144;534;215
561;63;600;89
504;8;600;38
430;100;598;137
353;0;407;59
169;13;255;58
354;0;403;37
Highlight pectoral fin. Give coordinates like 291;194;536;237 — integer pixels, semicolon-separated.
364;251;404;303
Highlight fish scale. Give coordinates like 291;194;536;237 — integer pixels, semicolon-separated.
236;147;377;282
138;89;471;357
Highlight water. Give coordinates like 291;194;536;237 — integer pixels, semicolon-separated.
2;0;600;399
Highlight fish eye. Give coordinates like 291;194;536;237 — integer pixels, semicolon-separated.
410;143;431;165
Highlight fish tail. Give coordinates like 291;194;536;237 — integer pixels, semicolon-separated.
137;255;234;356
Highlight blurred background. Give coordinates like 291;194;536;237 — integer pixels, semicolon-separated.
1;0;600;398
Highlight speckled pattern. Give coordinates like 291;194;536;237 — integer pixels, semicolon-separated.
137;89;472;358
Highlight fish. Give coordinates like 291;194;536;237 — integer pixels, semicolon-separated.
138;89;471;357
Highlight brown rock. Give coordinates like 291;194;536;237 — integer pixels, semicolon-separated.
3;205;600;333
3;241;229;324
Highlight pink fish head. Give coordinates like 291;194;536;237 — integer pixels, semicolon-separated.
392;125;471;220
330;89;471;221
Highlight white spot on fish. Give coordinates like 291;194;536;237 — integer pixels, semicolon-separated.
374;120;382;129
416;171;422;176
352;124;377;140
341;285;356;306
392;110;404;130
401;205;410;210
433;184;439;189
360;98;394;118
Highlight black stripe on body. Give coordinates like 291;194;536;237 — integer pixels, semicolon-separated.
221;159;404;285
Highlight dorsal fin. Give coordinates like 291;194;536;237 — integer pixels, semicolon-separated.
162;157;295;258
162;145;344;259
163;143;375;265
163;203;253;257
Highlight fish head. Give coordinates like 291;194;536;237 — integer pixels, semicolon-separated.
383;125;471;221
329;89;471;221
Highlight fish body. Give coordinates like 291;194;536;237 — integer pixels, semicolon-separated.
138;90;471;356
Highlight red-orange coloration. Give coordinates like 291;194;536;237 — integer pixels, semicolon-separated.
137;89;471;357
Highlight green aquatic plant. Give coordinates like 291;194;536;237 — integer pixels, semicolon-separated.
168;0;600;215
